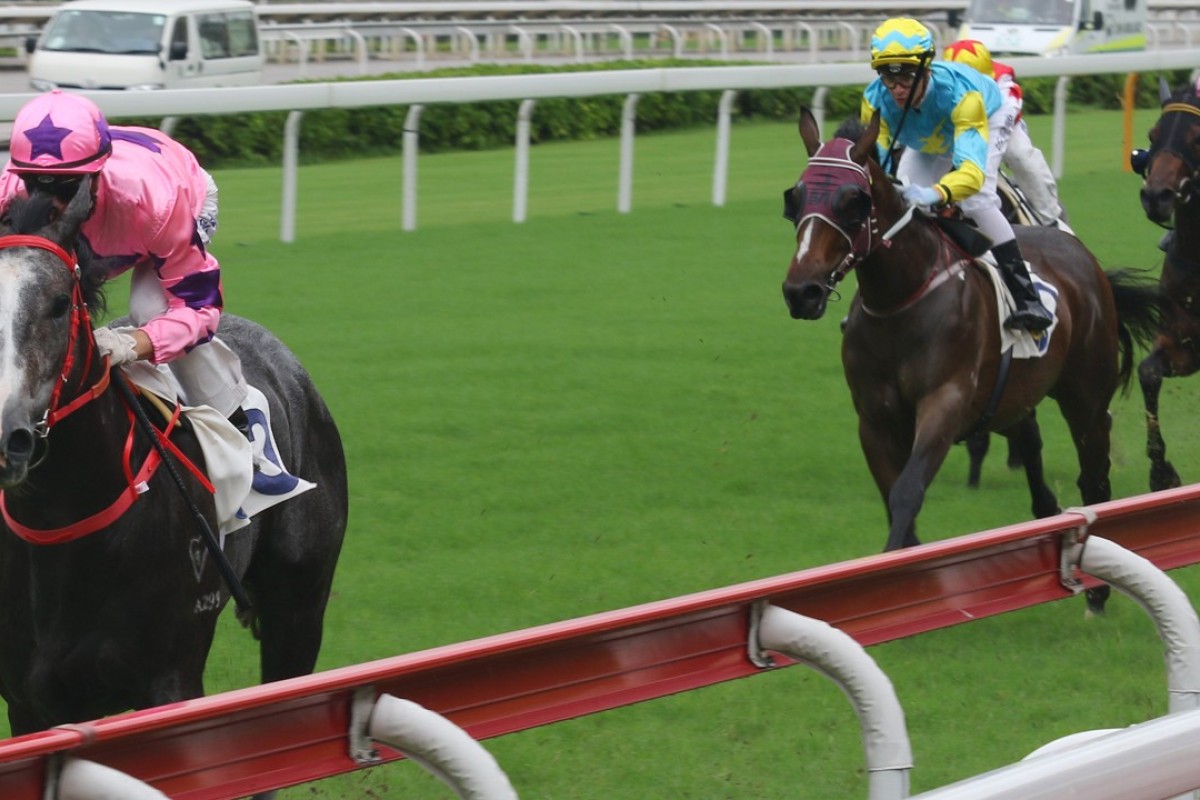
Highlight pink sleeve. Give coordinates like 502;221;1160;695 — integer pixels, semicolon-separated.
138;182;223;364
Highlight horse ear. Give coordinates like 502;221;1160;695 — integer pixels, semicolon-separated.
1159;76;1172;105
798;106;821;157
59;176;93;234
849;111;881;164
40;175;93;247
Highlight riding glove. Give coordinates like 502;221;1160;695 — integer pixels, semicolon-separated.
901;184;944;207
94;326;140;366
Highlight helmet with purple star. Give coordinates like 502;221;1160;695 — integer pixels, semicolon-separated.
9;89;112;176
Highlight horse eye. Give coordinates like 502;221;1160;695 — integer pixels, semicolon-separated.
49;293;70;320
782;181;806;224
834;186;869;228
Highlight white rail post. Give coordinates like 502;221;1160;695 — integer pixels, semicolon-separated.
514;99;537;223
280;110;303;244
1052;76;1070;179
349;689;518;799
402;104;424;232
618;93;640;214
712;89;737;207
400;27;424;70
749;602;912;800
51;756;169;799
1061;527;1200;714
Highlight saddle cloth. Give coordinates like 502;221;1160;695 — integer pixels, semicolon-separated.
121;361;316;541
975;255;1059;359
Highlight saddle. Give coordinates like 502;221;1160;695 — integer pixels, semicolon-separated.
122;360;315;540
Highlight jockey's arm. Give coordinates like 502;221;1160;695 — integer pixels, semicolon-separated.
936;91;990;204
137;186;224;365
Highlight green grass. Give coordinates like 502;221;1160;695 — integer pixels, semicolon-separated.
48;106;1200;796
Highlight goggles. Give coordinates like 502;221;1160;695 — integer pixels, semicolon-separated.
22;174;84;203
878;64;921;88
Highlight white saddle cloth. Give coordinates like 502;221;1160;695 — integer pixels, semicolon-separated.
977;256;1060;359
121;361;316;541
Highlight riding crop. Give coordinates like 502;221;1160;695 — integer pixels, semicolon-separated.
111;368;254;615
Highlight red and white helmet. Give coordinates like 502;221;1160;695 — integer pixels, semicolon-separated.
9;89;112;175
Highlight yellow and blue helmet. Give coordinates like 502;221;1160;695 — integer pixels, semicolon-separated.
869;18;935;70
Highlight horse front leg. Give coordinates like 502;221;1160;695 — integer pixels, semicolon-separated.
1139;348;1182;492
860;406;958;552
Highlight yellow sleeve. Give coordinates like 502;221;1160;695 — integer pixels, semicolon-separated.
938;91;989;202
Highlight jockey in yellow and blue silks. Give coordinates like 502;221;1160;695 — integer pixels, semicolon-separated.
862;17;1052;333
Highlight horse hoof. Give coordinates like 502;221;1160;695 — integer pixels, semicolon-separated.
1084;586;1111;618
1150;462;1182;492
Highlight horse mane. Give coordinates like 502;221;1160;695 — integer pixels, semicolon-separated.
831;117;880;164
1169;85;1200;105
1;190;108;315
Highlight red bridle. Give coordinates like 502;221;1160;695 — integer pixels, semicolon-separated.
0;234;110;431
0;234;210;544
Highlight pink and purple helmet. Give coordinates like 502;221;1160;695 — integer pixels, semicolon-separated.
8;89;112;175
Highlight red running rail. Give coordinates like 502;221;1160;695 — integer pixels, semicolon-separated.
2;485;1200;799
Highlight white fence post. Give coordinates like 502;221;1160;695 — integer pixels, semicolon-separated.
712;89;738;207
514;99;537;223
280;110;303;244
749;603;912;800
618;93;640;214
402;104;424;232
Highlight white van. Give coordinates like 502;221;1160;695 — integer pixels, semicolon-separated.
951;0;1147;57
26;0;264;91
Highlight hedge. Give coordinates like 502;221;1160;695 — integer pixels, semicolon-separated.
115;59;1193;169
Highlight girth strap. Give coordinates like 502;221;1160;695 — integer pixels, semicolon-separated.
956;346;1015;445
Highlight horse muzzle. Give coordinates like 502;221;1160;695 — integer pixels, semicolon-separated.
782;280;829;320
1140;185;1178;225
0;426;35;486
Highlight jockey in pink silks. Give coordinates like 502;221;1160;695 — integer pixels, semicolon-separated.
0;90;249;431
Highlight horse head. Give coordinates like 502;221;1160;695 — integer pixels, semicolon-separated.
781;107;901;320
1139;78;1200;226
0;178;103;487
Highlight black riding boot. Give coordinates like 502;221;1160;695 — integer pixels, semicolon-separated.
228;406;251;439
993;239;1052;333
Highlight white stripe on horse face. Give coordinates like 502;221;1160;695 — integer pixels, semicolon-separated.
794;219;816;263
0;257;37;415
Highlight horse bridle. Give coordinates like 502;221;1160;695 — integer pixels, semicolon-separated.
1144;100;1200;218
783;139;915;291
0;234;108;436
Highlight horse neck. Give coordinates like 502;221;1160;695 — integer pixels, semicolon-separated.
856;206;945;313
1173;200;1200;256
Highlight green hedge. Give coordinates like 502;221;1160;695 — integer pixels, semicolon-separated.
116;60;1193;169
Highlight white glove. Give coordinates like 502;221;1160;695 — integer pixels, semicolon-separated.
94;326;140;366
901;184;944;207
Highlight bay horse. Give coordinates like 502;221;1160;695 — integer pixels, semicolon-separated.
0;180;348;747
781;108;1160;611
1137;80;1200;491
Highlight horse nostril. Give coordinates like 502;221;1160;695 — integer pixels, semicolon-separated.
5;428;34;466
782;281;827;320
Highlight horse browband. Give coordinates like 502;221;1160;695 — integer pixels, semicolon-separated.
0;234;75;268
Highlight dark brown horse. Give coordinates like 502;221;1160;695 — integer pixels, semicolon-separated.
781;109;1160;594
1137;80;1200;491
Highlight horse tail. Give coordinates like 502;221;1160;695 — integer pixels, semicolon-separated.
1106;268;1164;395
